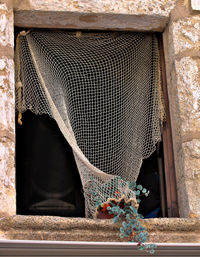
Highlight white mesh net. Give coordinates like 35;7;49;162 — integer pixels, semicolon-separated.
15;30;164;217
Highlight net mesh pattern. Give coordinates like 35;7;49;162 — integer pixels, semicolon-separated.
16;30;163;217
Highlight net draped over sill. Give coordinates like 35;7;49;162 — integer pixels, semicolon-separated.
15;30;164;218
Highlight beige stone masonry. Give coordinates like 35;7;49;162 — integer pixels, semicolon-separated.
175;56;200;134
172;16;200;55
183;140;200;215
163;1;200;217
0;4;14;47
0;1;15;217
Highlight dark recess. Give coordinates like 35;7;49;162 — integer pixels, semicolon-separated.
16;111;85;217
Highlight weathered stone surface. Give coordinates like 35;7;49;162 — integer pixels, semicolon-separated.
0;90;14;132
14;0;176;16
0;140;14;186
172;16;200;55
0;57;15;216
0;1;15;217
175;57;200;135
169;53;200;218
185;180;200;216
0;58;14;131
0;216;200;243
184;139;200;159
183;140;200;180
170;0;191;22
163;11;200;218
182;140;200;216
14;10;169;32
0;139;15;217
0;4;14;47
0;57;14;91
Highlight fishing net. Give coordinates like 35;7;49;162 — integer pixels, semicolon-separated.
15;30;164;218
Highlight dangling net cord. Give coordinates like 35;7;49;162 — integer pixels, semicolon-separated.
157;51;165;125
15;33;23;125
25;33;114;180
153;37;165;126
15;30;31;125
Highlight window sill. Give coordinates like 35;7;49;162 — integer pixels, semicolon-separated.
0;215;200;243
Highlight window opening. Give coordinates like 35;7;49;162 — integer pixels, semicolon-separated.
15;28;178;218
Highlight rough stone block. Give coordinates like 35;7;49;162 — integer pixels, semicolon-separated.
0;139;15;216
172;16;200;55
0;140;14;187
183;140;200;216
183;140;200;178
0;57;14;131
0;4;14;47
175;57;200;134
0;89;14;131
185;179;200;216
0;57;14;90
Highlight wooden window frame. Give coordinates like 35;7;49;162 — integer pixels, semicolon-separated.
158;34;179;217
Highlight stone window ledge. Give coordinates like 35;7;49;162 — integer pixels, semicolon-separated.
0;216;200;243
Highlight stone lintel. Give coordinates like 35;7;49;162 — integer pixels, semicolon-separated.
14;10;168;32
0;216;200;243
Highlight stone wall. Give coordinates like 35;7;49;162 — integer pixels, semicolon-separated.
0;0;199;230
163;0;200;217
0;0;15;217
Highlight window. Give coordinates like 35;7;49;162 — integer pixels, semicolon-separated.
15;28;178;218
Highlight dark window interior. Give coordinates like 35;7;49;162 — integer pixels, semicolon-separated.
16;111;85;217
137;146;166;218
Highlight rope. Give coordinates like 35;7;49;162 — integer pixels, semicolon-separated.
15;30;30;125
